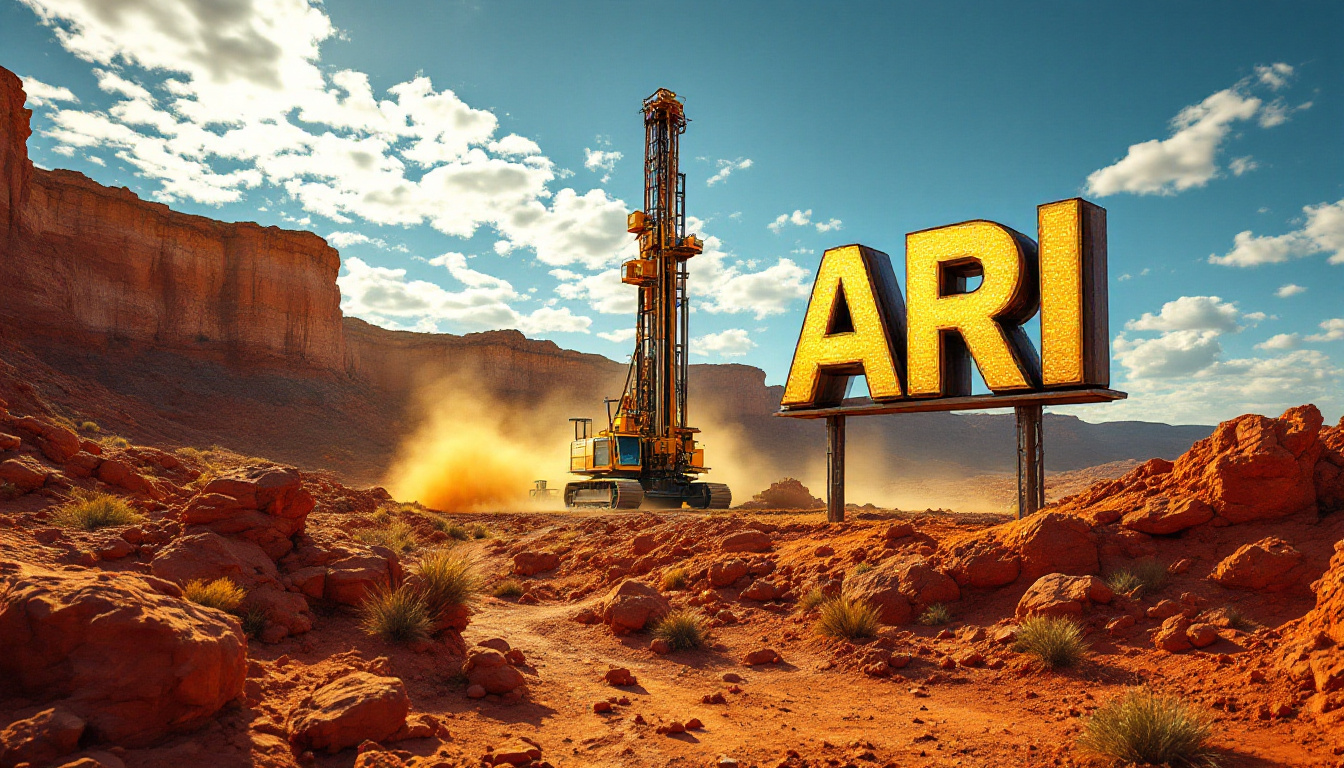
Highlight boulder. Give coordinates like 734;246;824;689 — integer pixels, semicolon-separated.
0;432;20;451
324;544;400;606
1317;417;1344;514
1154;615;1193;653
462;649;525;695
720;530;772;553
181;465;314;558
708;558;749;588
631;533;658;556
288;672;409;753
95;459;158;498
743;648;781;665
1121;496;1213;535
512;551;560;576
942;537;1020;588
242;586;314;642
1016;573;1113;618
742;579;782;601
9;416;81;464
1001;512;1098;581
1187;623;1219;648
600;579;669;634
0;707;85;768
845;556;959;625
0;456;48;493
150;530;279;589
0;566;246;746
1210;537;1307;591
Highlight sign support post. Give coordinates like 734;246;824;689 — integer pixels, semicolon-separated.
1015;404;1044;519
826;415;846;522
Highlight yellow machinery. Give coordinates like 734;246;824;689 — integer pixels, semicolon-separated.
564;89;731;510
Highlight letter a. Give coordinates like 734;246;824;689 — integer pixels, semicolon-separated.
782;245;906;408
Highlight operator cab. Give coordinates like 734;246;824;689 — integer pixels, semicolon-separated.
569;418;642;475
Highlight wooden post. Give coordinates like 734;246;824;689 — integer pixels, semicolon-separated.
1015;405;1044;519
826;415;845;523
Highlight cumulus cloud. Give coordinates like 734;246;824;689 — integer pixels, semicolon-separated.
1255;333;1299;351
687;233;811;320
1210;198;1344;267
19;75;78;106
1275;283;1306;298
1228;156;1257;176
706;157;752;186
691;329;756;358
325;230;407;252
1307;318;1344;343
768;209;842;235
1085;64;1295;197
596;328;635;343
338;255;590;335
583;148;622;183
1125;296;1249;334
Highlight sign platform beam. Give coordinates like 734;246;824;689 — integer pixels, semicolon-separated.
774;387;1125;419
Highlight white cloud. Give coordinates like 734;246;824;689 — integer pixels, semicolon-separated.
767;209;842;235
691;329;756;358
1256;333;1299;351
19;75;78;106
551;267;636;315
1210;198;1344;267
1229;156;1257;176
596;328;635;343
687;234;811;320
707;157;752;186
1255;62;1294;90
338;254;590;335
1125;295;1247;333
325;230;407;252
1085;64;1297;197
1307;318;1344;343
1113;330;1224;379
583;148;622;183
1275;283;1306;298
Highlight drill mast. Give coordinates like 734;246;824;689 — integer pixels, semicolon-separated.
562;88;731;510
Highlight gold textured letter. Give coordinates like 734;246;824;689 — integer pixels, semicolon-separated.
1039;198;1109;388
905;221;1041;397
781;245;907;407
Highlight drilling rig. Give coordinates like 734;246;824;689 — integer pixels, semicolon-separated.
563;89;731;510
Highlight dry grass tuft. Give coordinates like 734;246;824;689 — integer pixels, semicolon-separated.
413;549;478;619
356;519;418;553
1014;615;1088;669
52;491;142;530
815;595;879;640
652;609;708;651
662;567;689;591
359;585;433;642
1078;689;1218;767
797;587;827;613
183;578;245;612
239;606;268;639
492;579;525;598
918;603;953;626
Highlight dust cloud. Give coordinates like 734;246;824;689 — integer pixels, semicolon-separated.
382;373;578;511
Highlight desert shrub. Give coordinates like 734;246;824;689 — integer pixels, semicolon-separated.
0;482;19;501
359;585;433;642
52;491;142;531
184;578;245;612
815;595;879;640
662;567;689;591
852;562;873;576
471;523;489;539
1132;559;1169;594
443;521;470;541
356;519;418;553
77;420;100;433
918;603;953;626
797;587;827;612
239;606;268;639
371;507;393;525
1104;569;1143;595
493;579;525;598
1015;615;1088;669
102;436;131;450
1078;689;1217;767
652;609;708;651
413;549;478;619
1215;604;1259;632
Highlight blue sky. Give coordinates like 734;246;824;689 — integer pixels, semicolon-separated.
3;0;1341;425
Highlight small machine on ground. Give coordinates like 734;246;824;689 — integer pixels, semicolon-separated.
563;89;731;510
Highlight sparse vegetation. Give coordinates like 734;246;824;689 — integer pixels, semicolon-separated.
652;609;708;651
77;420;100;433
1216;604;1259;632
1105;559;1168;597
798;587;827;613
662;567;689;591
815;595;879;640
413;549;478;619
104;436;131;449
1014;615;1089;669
356;519;418;553
239;606;268;639
359;585;433;642
919;603;953;626
493;579;525;598
1104;569;1143;595
183;578;245;612
52;490;142;531
371;507;394;525
471;523;489;539
1078;689;1217;767
443;521;470;541
852;562;873;576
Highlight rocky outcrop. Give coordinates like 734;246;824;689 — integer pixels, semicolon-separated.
846;556;960;624
1280;540;1344;713
600;579;669;634
179;466;314;558
288;672;409;753
941;511;1098;589
0;565;246;746
1015;573;1112;618
1210;537;1309;592
1053;405;1327;526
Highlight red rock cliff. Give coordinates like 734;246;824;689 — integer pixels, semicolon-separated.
0;67;345;369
